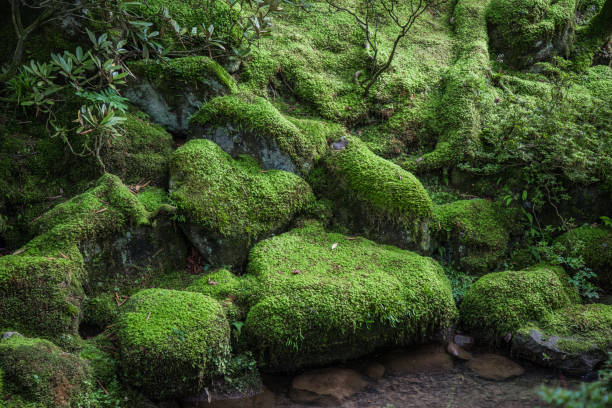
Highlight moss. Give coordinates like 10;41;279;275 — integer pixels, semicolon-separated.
137;187;170;213
82;293;119;332
116;288;230;399
0;336;92;408
130;56;237;95
233;221;456;371
487;0;579;67
433;199;510;273
191;95;329;173
104;114;175;186
0;174;155;340
169;138;314;241
556;225;612;288
460;265;580;336
517;304;612;354
323;136;433;229
572;0;612;69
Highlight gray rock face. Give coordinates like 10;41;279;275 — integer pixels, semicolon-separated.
511;327;608;376
191;124;298;174
125;79;228;135
1;331;23;340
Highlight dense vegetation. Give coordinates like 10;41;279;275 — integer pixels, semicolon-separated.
0;0;610;406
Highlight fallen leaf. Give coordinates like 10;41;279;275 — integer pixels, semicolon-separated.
331;242;338;250
96;207;108;213
12;248;28;256
292;269;301;275
208;279;218;286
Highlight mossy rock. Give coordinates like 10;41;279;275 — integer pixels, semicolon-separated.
169;139;314;267
0;336;93;408
126;57;236;135
486;0;578;68
103;113;175;186
556;225;612;289
116;288;231;399
321;136;433;251
186;221;457;371
190;95;331;174
460;266;580;337
433;199;510;274
512;304;612;374
0;174;188;339
81;293;119;333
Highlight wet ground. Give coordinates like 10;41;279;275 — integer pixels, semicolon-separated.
263;353;579;408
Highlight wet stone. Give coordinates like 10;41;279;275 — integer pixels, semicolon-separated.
467;354;525;381
289;368;367;406
364;362;386;379
453;333;474;350
447;342;472;360
382;345;454;375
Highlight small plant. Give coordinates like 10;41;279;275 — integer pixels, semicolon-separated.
538;353;612;408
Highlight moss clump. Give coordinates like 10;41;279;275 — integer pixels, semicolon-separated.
556;225;612;288
116;288;230;399
130;56;238;95
518;304;612;354
236;221;456;371
191;95;329;173
322;136;432;245
104;114;175;186
460;266;580;336
82;293;119;332
487;0;578;68
169;139;314;264
0;336;92;408
433;199;510;273
0;174;157;339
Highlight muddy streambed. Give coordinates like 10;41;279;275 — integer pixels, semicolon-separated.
195;345;583;408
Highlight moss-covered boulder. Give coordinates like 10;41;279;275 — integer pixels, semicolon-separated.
0;174;187;339
188;221;457;371
512;304;612;374
487;0;578;68
169;139;314;267
433;199;510;274
320;136;433;251
460;266;580;337
0;336;93;407
556;225;612;289
126;57;237;135
190;95;331;174
103;113;175;185
116;288;231;399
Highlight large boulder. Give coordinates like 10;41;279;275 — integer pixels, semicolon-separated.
116;288;231;399
460;266;579;337
512;304;612;375
189;221;457;371
0;336;93;408
433;199;510;274
169;139;314;267
126;57;237;135
556;225;612;290
319;136;433;251
190;95;331;174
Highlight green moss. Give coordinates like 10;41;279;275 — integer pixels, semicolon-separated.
460;266;580;336
116;288;230;399
236;221;456;370
130;56;237;94
556;225;612;288
572;0;612;69
518;304;612;354
399;0;492;173
191;95;329;173
323;136;433;228
433;199;509;273
136;187;170;213
82;293;119;332
0;174;155;339
487;0;578;67
0;336;92;408
169;139;314;240
104;113;175;186
79;341;117;387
